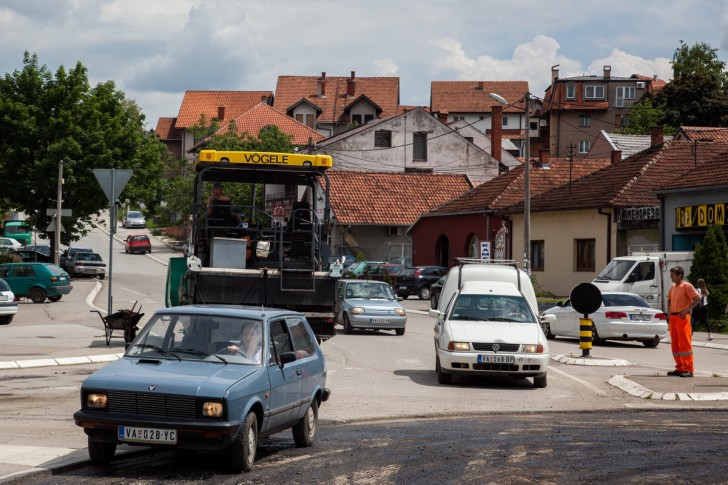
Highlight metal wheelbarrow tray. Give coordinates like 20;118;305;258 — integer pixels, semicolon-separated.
91;302;145;345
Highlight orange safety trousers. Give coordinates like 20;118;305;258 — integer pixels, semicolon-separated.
669;314;694;373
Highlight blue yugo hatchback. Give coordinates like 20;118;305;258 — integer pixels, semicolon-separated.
73;305;330;473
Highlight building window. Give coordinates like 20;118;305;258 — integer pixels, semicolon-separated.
579;140;591;153
364;114;375;123
296;113;314;128
351;114;362;125
584;85;605;99
615;86;636;107
575;239;595;271
466;234;479;258
413;132;427;161
374;130;392;148
566;83;576;100
530;240;545;271
464;136;474;144
579;115;591;127
454;116;465;121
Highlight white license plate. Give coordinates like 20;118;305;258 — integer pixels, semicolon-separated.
398;286;407;289
478;355;515;364
370;318;390;324
629;314;652;321
118;426;177;444
0;296;7;301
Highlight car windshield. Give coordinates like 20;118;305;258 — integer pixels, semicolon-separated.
345;282;396;300
128;211;143;218
4;224;29;235
450;294;536;323
602;293;651;308
596;260;635;281
77;253;102;262
128;313;264;365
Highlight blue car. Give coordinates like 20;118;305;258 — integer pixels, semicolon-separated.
74;305;330;473
334;279;407;335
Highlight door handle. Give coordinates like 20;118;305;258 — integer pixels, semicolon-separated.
296;369;302;376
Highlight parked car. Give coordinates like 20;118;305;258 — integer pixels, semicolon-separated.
334;279;407;335
60;247;94;271
0;237;23;251
125;234;152;254
539;291;667;348
24;244;51;257
0;262;72;303
3;221;32;247
342;260;385;278
396;265;448;300
430;263;549;388
7;249;52;263
67;252;106;279
358;263;406;284
429;276;446;309
122;210;146;229
73;305;330;472
0;277;17;325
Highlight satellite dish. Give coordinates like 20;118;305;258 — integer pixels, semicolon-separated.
570;283;602;315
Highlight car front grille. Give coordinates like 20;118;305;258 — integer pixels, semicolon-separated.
472;363;519;371
472;342;520;352
107;391;197;418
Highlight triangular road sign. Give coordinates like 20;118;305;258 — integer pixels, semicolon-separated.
93;169;133;203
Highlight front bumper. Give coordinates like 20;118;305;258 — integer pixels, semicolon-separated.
437;348;549;377
348;314;407;330
74;266;106;276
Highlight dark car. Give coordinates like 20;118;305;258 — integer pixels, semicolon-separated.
395;266;448;300
429;276;446;309
24;245;51;257
60;247;94;271
73;305;330;473
8;249;52;263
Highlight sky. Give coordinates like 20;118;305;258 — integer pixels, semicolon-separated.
2;0;728;130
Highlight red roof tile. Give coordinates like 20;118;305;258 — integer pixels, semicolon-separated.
176;91;274;129
675;126;728;143
431;81;529;114
214;103;324;146
326;171;472;225
154;117;183;140
656;148;728;191
274;73;400;122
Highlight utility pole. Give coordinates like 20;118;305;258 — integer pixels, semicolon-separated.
523;93;531;275
54;160;63;266
566;144;576;193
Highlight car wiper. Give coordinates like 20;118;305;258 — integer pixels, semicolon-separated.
175;348;228;364
488;317;518;322
134;343;181;361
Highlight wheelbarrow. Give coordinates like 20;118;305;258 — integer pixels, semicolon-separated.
91;301;145;346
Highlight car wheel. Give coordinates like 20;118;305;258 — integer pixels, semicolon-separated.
28;287;46;304
148;248;152;253
418;286;431;300
533;375;548;388
88;437;116;466
125;247;129;253
643;338;660;348
395;327;405;336
48;295;62;302
436;356;452;384
343;314;354;334
398;293;408;300
591;325;602;345
292;400;318;447
430;295;438;310
0;315;12;325
99;274;106;280
227;411;257;473
540;319;554;339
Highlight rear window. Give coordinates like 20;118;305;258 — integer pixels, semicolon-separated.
602;293;650;308
132;236;149;242
45;264;66;276
77;253;102;261
0;278;9;291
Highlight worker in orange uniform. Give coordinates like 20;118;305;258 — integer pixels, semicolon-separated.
666;266;701;378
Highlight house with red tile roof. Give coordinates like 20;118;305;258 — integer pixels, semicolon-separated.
312;107;502;185
409;153;610;270
673;126;728;143
542;66;665;159
586;130;674;159
273;71;400;138
155;117;185;159
323;170;472;262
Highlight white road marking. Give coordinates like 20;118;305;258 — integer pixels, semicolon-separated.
549;366;608;396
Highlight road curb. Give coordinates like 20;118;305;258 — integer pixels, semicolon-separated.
608;375;728;401
552;353;630;366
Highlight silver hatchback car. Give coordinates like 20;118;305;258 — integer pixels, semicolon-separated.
334;279;407;335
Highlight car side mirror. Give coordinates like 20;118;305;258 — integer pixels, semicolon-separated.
279;351;297;366
429;309;443;319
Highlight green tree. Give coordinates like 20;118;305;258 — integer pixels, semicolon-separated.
619;95;675;136
688;224;728;318
657;41;728;129
0;52;165;246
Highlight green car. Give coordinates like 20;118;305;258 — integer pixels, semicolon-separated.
0;262;73;303
3;221;32;247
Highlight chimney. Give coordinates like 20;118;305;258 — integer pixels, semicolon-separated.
438;112;448;124
551;65;560;82
651;126;664;147
261;95;267;104
611;150;622;164
477;81;484;90
490;105;503;162
217;106;225;121
317;72;326;97
347;71;356;97
603;65;611;79
614;113;622;128
539;149;550;164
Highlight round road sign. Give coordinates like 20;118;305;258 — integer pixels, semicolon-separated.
570;283;602;315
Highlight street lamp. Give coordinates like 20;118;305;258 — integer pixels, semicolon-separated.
489;91;531;274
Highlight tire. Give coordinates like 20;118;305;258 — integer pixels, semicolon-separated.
0;315;12;325
395;327;405;336
533;375;548;388
148;248;152;253
418;286;431;300
430;296;438;310
292;400;318;447
436;356;452;384
398;294;408;300
541;319;554;339
227;411;257;473
99;274;106;280
643;338;660;348
125;247;129;253
88;437;116;466
48;295;62;302
343;314;354;334
28;287;46;304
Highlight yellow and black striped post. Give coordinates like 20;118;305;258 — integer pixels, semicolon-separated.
579;317;593;357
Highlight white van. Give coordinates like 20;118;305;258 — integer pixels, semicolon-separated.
429;262;549;388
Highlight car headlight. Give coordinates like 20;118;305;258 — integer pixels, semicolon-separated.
522;344;544;353
351;307;365;315
86;392;108;409
447;341;470;351
202;401;224;418
394;308;406;316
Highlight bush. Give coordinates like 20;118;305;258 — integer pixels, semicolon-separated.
0;252;21;264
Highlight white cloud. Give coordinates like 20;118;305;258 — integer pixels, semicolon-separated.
587;49;672;82
373;58;399;76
